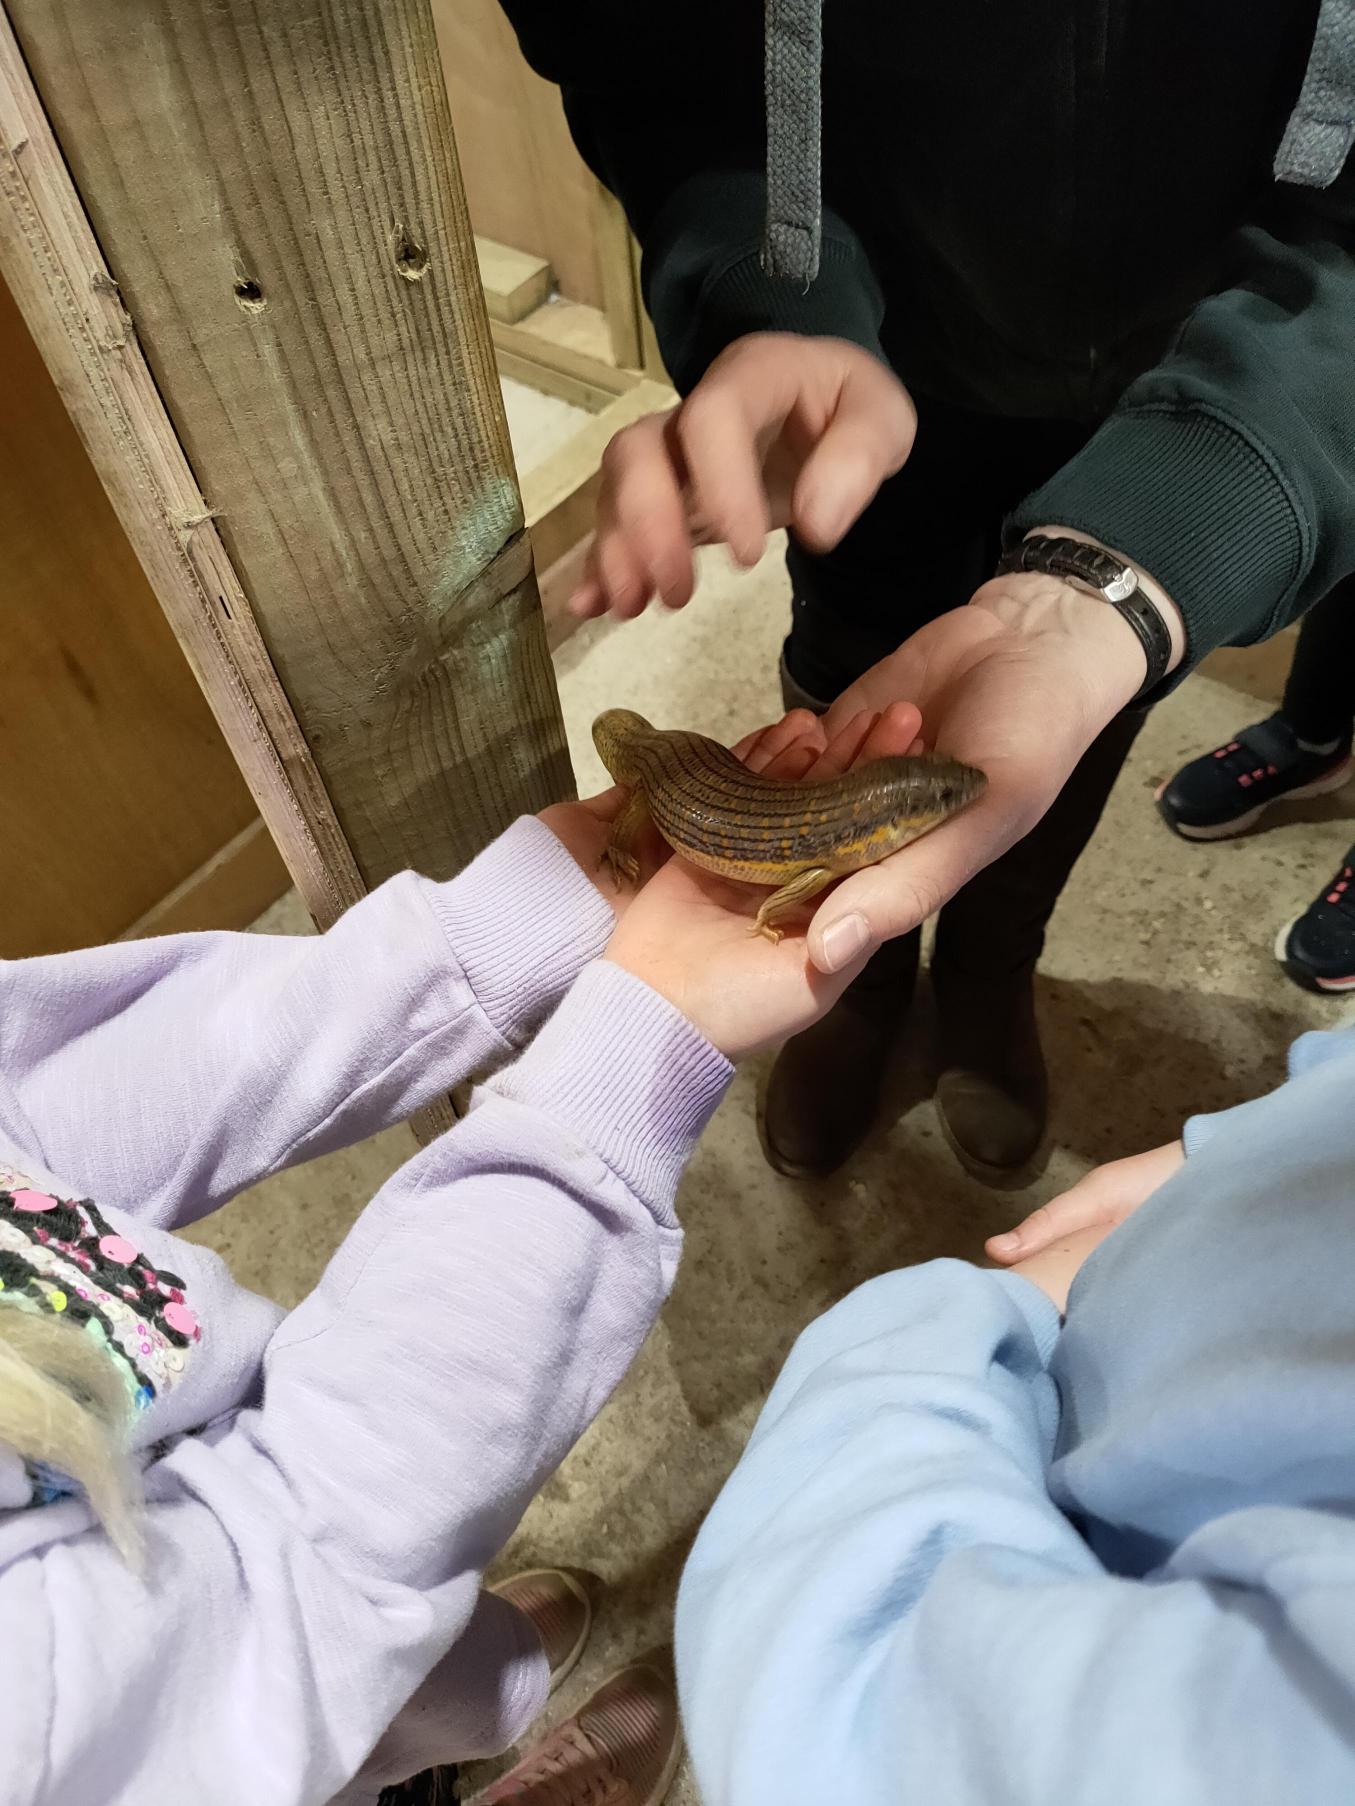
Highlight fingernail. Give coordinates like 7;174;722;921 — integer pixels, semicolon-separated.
989;1232;1021;1255
819;912;870;973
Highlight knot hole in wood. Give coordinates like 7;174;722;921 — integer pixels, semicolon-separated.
233;277;267;314
391;223;429;282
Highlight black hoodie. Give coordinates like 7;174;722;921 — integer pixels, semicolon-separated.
499;0;1355;676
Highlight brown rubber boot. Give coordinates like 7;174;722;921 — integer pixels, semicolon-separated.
931;707;1148;1180
761;929;921;1177
931;954;1047;1182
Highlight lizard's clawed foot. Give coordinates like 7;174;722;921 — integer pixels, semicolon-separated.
750;916;785;944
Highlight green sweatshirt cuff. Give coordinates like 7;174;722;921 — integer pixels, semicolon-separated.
1008;406;1308;680
681;239;887;384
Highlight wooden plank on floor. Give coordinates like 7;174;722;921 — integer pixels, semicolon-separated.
475;233;552;323
494;311;642;406
525;295;617;365
495;343;618;413
536;534;594;651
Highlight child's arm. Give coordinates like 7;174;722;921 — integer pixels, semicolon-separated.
0;817;612;1227
677;1256;1355;1806
1;713;911;1804
6;964;732;1805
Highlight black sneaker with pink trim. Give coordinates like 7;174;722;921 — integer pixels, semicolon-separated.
1156;714;1352;841
1275;845;1355;993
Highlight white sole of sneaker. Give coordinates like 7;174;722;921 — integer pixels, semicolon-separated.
1273;917;1355;992
1158;757;1354;842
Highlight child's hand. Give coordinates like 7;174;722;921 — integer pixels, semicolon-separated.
603;704;923;1059
538;709;829;919
987;1140;1185;1262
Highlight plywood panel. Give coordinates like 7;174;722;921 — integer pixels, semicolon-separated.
433;0;602;308
0;271;262;957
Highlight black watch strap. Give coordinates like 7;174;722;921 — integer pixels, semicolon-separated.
996;534;1172;702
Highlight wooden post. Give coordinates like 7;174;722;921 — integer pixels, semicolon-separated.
2;0;574;920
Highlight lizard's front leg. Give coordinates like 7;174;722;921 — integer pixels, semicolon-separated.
600;787;651;890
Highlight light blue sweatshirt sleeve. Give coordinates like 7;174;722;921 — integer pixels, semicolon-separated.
678;1254;1355;1806
1183;1023;1355;1154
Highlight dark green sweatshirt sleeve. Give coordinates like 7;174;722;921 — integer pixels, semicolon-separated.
1009;173;1355;674
495;1;886;394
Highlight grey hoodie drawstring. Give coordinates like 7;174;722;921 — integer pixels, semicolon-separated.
1274;0;1355;186
762;0;823;284
761;0;1353;289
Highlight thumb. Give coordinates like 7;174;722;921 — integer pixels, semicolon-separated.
807;795;1022;974
792;366;916;551
986;1170;1114;1262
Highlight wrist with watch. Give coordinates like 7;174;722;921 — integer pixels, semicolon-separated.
995;533;1175;702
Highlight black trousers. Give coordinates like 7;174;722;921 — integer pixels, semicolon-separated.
782;394;1146;980
1281;576;1355;747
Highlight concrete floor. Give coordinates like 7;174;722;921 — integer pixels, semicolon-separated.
186;516;1354;1798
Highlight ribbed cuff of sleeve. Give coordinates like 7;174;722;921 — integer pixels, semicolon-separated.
667;239;887;392
426;818;614;1050
1183;1097;1264;1157
497;961;732;1222
988;1270;1063;1363
644;173;886;394
1008;406;1307;681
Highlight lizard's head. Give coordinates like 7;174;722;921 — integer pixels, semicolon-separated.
592;709;654;783
913;755;987;821
861;753;987;859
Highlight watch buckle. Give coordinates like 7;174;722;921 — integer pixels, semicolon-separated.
1103;566;1138;604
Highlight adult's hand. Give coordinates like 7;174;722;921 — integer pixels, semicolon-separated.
804;573;1168;973
605;703;923;1059
570;333;916;621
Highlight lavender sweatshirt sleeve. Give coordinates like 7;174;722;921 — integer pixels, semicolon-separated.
0;818;613;1228
5;962;730;1806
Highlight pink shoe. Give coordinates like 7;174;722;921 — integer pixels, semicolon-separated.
492;1567;596;1694
473;1658;681;1806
